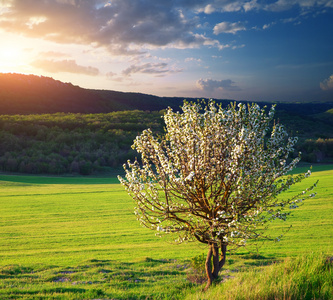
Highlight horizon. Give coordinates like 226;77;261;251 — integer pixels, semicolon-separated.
2;71;333;105
0;1;333;103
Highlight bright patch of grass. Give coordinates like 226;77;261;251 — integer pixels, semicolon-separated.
0;179;203;267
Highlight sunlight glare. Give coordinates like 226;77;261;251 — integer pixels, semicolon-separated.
0;46;26;73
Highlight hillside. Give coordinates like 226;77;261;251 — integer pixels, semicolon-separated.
0;73;189;114
1;73;333;115
0;73;114;114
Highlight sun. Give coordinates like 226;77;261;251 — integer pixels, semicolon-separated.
1;47;20;59
0;46;26;73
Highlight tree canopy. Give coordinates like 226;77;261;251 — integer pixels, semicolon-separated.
119;101;317;289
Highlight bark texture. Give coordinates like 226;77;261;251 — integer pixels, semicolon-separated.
204;243;227;291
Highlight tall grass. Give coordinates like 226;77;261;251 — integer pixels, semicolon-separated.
186;252;332;300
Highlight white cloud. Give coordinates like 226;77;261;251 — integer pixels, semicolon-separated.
320;74;333;90
196;0;262;13
204;4;215;14
222;2;244;12
196;78;241;92
185;57;202;63
243;0;260;12
264;0;333;12
0;0;224;55
232;44;245;49
196;1;244;13
213;21;246;35
264;0;294;12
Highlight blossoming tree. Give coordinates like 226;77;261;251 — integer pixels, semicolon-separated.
118;101;316;290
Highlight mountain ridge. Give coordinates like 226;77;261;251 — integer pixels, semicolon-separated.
1;73;332;115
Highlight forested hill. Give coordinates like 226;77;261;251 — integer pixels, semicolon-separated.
0;73;188;114
0;73;115;114
1;73;333;115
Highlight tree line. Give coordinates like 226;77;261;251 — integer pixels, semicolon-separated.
0;111;163;175
0;110;332;175
295;138;333;163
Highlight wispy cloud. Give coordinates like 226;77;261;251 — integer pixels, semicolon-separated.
31;59;100;76
196;78;241;92
197;0;333;14
106;71;123;82
213;21;246;35
264;0;333;12
197;1;253;13
185;57;202;63
39;51;70;58
232;44;245;49
243;0;260;12
262;22;277;30
122;63;182;77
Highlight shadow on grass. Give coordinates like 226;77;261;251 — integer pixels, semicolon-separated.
231;253;281;268
0;258;194;300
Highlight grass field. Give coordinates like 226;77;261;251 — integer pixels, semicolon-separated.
0;164;332;299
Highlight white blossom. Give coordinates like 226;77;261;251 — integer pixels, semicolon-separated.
118;100;317;249
185;171;195;181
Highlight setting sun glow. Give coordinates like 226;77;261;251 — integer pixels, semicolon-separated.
0;46;26;73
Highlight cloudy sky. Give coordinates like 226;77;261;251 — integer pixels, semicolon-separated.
0;0;332;102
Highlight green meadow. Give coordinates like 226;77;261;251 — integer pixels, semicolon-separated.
0;164;332;299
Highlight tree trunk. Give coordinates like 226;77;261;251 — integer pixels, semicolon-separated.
204;243;227;291
204;244;213;291
212;243;220;279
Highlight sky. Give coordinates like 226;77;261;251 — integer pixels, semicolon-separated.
0;0;333;102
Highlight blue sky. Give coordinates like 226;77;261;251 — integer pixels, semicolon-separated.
0;0;332;102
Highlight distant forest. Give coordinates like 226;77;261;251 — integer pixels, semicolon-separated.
0;112;163;175
0;73;332;175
